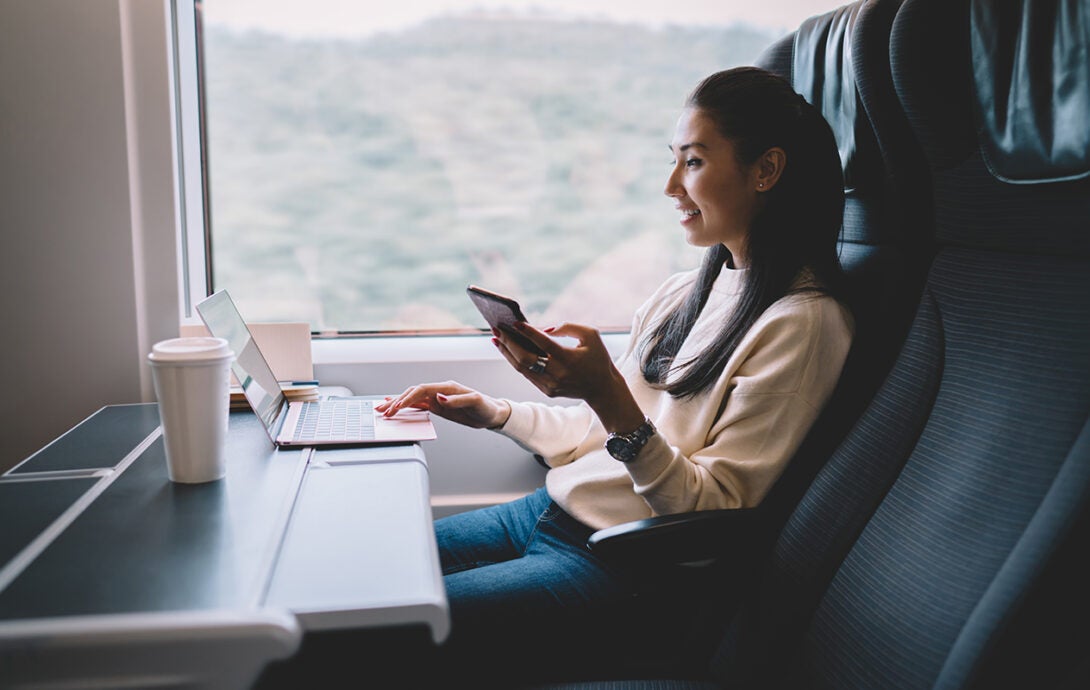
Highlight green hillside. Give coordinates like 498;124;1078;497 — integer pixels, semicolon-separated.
203;15;777;331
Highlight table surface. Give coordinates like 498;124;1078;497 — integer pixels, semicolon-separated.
0;402;449;642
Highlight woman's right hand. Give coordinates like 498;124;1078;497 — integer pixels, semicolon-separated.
374;381;512;430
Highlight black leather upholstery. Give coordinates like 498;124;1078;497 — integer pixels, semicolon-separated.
971;0;1090;184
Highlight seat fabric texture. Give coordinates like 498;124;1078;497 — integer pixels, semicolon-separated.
713;1;1090;688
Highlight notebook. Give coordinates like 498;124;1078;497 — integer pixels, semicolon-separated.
195;289;437;446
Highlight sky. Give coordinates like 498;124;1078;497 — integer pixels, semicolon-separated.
201;0;835;38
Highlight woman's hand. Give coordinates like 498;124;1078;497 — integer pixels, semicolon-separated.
493;322;645;433
374;381;512;430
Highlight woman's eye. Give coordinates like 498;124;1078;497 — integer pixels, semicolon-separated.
685;158;702;168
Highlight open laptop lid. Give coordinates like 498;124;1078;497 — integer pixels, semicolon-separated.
195;290;287;440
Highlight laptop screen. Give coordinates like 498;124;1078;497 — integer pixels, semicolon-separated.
196;290;286;435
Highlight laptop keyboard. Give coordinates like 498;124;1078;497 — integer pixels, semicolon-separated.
294;400;376;442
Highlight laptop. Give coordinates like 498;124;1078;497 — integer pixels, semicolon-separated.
196;289;437;446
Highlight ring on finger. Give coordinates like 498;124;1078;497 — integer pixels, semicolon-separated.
527;355;549;374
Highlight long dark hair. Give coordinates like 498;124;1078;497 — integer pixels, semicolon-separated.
641;67;846;398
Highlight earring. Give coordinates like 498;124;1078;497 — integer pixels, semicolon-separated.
758;183;764;189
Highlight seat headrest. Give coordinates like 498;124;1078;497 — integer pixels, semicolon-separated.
971;0;1090;184
894;0;1090;255
792;3;878;194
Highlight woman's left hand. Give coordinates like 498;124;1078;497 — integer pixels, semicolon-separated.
493;322;645;432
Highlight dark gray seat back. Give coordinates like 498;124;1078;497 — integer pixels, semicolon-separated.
714;0;1090;687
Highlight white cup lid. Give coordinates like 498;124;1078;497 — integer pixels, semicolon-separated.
148;337;234;362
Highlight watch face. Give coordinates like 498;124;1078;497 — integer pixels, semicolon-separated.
606;436;634;462
606;419;655;463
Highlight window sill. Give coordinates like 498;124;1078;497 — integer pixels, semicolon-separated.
311;331;630;366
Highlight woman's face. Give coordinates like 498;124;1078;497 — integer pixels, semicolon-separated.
665;107;763;264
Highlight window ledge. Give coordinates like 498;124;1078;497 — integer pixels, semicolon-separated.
311;332;630;366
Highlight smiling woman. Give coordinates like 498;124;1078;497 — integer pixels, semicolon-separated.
371;65;854;684
192;0;835;334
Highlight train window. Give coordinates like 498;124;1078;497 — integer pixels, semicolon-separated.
192;1;829;335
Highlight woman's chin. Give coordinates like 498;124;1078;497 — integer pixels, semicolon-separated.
683;230;716;249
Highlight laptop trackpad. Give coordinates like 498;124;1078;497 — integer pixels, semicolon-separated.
375;409;437;442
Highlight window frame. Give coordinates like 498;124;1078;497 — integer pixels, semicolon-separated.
172;0;211;329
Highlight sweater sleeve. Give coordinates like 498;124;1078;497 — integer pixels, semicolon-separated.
624;296;852;515
495;399;597;466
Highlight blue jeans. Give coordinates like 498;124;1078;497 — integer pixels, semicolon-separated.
430;487;661;682
406;488;719;685
437;487;634;630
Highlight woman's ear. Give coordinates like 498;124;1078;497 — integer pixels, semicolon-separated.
754;147;786;192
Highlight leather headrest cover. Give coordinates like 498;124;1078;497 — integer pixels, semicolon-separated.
971;0;1090;184
793;3;877;193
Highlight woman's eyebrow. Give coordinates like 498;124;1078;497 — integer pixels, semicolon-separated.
668;142;709;153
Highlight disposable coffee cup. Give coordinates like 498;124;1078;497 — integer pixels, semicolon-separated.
148;337;235;483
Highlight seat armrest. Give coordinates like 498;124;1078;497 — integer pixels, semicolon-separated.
586;508;765;566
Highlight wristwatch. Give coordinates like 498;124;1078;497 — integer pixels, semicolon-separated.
605;417;657;463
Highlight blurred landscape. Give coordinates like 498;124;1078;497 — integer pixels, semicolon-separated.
203;13;778;332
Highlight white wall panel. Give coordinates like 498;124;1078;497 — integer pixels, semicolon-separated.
0;0;179;471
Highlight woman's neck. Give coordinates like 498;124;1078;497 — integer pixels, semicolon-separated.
722;243;748;269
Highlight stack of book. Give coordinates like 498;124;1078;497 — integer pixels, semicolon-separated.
230;381;321;410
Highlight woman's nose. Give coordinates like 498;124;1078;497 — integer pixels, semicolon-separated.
663;167;683;198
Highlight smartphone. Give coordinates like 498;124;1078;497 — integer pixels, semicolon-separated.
466;285;547;355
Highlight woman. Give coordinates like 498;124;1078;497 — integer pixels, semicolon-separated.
376;66;852;678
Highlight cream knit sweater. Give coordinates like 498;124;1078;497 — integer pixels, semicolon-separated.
496;265;854;531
